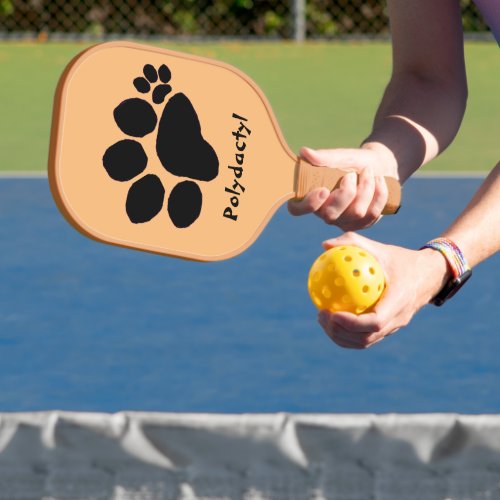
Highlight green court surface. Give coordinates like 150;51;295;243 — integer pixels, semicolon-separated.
0;41;497;173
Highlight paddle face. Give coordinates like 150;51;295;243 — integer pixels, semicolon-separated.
49;41;296;261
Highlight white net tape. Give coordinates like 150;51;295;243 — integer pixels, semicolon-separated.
0;412;500;499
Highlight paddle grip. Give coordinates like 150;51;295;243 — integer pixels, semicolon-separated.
293;158;401;215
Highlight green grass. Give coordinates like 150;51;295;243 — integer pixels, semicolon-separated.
0;41;497;172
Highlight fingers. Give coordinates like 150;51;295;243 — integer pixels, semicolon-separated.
368;176;389;219
318;312;361;348
288;147;358;217
318;308;398;350
322;231;377;253
331;311;386;334
339;175;388;230
289;147;389;230
287;188;330;216
311;172;355;223
346;165;376;220
328;169;389;231
290;170;382;229
317;286;409;349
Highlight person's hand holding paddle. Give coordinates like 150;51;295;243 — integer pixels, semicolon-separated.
288;144;398;231
289;0;484;232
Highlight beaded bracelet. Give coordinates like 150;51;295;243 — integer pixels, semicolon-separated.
421;238;470;278
420;237;472;306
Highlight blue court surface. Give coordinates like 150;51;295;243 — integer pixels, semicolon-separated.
0;176;498;413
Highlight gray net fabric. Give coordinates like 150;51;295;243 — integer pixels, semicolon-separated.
1;412;500;499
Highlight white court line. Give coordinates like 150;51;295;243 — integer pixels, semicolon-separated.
0;171;48;178
0;170;489;179
414;170;487;178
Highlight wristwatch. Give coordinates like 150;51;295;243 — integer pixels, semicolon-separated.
421;238;472;306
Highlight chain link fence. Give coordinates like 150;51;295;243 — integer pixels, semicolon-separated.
0;0;491;40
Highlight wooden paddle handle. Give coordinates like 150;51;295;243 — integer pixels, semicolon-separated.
293;158;401;215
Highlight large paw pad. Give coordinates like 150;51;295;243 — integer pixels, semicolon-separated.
157;94;219;182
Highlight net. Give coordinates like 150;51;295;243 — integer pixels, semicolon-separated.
1;412;500;499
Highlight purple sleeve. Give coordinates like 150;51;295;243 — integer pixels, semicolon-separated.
473;0;500;45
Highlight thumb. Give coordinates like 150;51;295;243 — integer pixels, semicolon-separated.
300;147;366;171
299;146;331;167
321;233;388;268
322;231;367;250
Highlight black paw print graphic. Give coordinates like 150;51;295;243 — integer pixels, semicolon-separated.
102;63;219;228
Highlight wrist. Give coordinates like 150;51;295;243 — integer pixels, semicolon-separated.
418;248;452;302
418;248;452;303
361;141;399;178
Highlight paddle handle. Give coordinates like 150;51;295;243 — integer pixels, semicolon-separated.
293;158;401;215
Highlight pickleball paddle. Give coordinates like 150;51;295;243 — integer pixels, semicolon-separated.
49;41;401;261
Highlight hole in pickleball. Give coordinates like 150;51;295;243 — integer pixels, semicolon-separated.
359;251;367;257
378;284;382;291
313;294;322;308
362;285;369;293
322;286;332;299
369;267;376;275
334;277;344;287
352;269;360;277
344;256;352;262
313;271;321;282
356;306;366;314
342;295;351;304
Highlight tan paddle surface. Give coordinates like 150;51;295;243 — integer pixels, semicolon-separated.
49;41;400;261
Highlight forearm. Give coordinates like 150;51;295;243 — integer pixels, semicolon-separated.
363;73;467;182
361;0;467;182
412;163;500;307
441;162;500;267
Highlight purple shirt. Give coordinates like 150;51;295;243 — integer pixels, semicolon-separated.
473;0;500;44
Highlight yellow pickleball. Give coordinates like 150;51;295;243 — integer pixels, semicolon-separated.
308;245;385;314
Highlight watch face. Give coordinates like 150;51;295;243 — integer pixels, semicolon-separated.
432;269;472;306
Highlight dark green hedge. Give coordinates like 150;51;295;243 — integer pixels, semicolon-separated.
0;0;489;37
